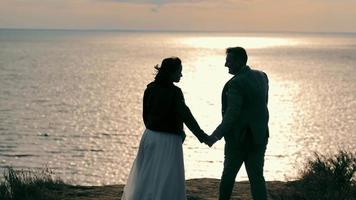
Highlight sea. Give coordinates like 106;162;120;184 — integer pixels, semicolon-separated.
0;29;355;186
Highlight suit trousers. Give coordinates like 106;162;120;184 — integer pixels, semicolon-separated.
219;140;267;200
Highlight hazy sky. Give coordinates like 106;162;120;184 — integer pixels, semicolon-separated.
1;0;356;32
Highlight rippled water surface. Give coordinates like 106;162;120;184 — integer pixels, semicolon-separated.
0;30;355;185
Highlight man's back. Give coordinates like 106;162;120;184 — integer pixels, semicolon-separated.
229;67;269;145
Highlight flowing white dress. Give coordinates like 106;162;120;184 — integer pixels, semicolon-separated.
121;129;187;200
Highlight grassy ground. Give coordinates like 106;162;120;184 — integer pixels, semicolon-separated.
1;151;355;200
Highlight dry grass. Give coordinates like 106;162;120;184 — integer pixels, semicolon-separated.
1;150;355;199
272;150;356;200
0;167;67;200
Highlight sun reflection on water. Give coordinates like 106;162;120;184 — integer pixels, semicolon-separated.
1;31;355;185
179;36;302;49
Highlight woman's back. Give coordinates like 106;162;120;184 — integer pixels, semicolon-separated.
143;81;184;135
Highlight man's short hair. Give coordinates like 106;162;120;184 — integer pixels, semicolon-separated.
226;47;248;65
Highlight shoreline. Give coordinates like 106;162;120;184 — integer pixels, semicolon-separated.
2;151;355;199
60;178;292;200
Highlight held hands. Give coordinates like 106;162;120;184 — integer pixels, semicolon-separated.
203;135;218;147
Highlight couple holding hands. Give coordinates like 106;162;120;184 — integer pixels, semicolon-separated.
122;47;269;200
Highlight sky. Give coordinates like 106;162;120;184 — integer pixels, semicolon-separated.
1;0;356;33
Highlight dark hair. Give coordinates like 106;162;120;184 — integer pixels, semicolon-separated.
154;57;182;83
226;47;248;65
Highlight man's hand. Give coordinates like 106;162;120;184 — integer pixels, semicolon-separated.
204;135;218;147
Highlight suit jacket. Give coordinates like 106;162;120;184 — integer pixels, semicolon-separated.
212;66;269;149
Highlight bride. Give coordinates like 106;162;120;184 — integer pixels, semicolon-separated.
121;57;208;200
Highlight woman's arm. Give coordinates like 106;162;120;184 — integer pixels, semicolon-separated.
175;88;208;143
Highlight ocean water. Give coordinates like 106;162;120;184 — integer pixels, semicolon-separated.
0;30;355;185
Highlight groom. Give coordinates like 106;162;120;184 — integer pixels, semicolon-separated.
206;47;269;200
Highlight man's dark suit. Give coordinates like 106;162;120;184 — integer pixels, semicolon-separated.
212;65;269;200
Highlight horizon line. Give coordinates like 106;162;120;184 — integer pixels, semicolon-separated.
1;27;356;35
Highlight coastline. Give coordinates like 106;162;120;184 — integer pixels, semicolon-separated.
2;151;355;199
60;178;291;200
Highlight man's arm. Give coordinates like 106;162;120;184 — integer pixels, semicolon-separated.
211;79;244;141
264;72;269;104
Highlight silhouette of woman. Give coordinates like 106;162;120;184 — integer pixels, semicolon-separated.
121;57;208;200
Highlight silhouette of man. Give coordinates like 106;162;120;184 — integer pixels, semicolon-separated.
206;47;269;200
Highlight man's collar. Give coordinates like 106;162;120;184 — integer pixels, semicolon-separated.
236;65;250;75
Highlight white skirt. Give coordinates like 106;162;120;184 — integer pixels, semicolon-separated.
121;129;187;200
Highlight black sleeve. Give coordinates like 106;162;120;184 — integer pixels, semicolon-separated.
175;88;207;143
142;88;149;127
264;72;269;104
